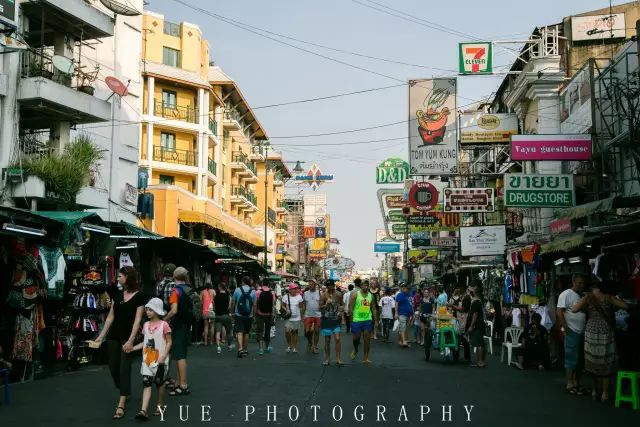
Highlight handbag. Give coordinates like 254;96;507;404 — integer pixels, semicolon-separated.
392;319;400;332
279;295;292;320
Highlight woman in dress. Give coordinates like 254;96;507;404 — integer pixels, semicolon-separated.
200;283;216;345
571;281;629;401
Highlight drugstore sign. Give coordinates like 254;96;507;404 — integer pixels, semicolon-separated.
504;174;575;208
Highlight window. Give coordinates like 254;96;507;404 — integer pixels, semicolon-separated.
162;47;181;67
159;175;174;185
161;90;177;108
160;132;176;151
163;21;180;37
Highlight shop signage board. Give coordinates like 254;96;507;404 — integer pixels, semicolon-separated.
458;42;493;74
409;206;461;232
374;242;401;253
432;236;458;247
377;188;406;241
376;229;388;242
391;223;409;234
504;174;575;208
511;134;592;161
571;13;626;41
550;218;572;235
315;227;326;238
409;78;458;175
409;182;440;212
408;215;439;226
411;238;431;248
459;225;507;257
376;158;410;184
320;257;355;270
444;188;495;212
303;227;315;239
276;244;285;254
460;113;518;144
0;0;17;29
408;249;439;264
388;209;405;223
295;164;334;191
125;183;138;205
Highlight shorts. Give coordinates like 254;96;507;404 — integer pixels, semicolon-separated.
214;314;232;332
255;315;273;341
304;317;321;330
172;324;189;361
202;312;215;320
468;327;485;348
564;329;584;370
351;320;373;334
234;316;253;334
320;326;342;336
285;320;301;332
398;315;409;332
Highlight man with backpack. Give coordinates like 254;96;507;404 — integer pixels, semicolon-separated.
255;280;276;355
164;267;195;396
230;276;256;359
156;263;176;311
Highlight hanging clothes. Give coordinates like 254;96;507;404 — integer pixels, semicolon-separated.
13;313;36;362
119;252;134;269
38;246;66;290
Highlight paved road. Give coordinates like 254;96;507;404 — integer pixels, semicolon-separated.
0;322;636;426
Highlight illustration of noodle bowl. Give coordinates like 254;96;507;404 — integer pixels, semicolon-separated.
416;107;450;145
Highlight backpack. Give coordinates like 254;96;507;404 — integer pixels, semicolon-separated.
257;289;274;314
176;284;202;322
156;278;175;310
237;286;253;317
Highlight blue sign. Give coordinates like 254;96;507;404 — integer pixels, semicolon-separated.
315;227;326;238
374;242;401;253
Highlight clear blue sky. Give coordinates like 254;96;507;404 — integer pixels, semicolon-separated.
147;0;624;269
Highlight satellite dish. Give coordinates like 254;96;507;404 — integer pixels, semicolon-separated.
52;55;74;74
99;0;141;16
105;76;129;96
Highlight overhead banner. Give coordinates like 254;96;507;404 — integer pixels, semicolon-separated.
460;113;518;144
511;134;592;161
409;78;458;175
408;249;439;264
460;225;507;257
444;188;495;212
571;13;625;41
320;257;355;270
504;173;575;208
376;158;409;184
458;42;493;75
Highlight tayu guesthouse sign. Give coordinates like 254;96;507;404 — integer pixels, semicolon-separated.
504;174;575;208
376;158;409;184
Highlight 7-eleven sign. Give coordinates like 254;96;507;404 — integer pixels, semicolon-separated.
459;42;493;75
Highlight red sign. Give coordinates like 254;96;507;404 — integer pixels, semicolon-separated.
444;188;495;212
549;218;572;235
409;182;439;212
303;227;316;239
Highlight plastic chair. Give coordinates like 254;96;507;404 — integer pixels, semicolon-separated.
484;321;494;355
500;327;523;366
439;326;458;353
0;368;9;404
615;371;639;410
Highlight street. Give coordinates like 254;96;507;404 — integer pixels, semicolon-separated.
0;322;636;427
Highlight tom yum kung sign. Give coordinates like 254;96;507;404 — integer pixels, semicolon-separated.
511;134;592;161
504;174;575;208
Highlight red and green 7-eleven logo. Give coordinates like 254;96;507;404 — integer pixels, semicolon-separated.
459;42;493;74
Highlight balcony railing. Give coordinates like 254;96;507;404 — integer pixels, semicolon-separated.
247;160;257;176
21;49;95;93
154;100;198;124
246;189;257;206
277;222;288;232
278;200;289;210
231;152;257;175
153;146;197;166
208;158;217;175
225;107;242;123
18;132;55;160
208;116;218;134
273;172;284;182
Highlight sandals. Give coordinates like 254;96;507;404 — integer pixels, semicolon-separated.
169;386;190;396
566;387;578;395
135;410;149;421
153;408;163;417
322;361;329;366
113;406;125;420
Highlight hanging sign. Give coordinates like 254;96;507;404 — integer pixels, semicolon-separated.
460;113;518;144
549;218;573;235
303;227;316;239
378;188;406;241
294;164;334;191
504;174;575;208
460;225;507;256
409;206;461;232
391;223;409;234
408;215;439;226
376;229;388;242
409;78;458;175
409;182;439;212
315;227;326;238
511;134;592;161
411;238;431;248
571;13;626;41
458;42;493;74
408;249;439;264
374;242;401;253
376;158;410;184
432;236;459;247
125;184;138;205
388;209;405;223
444;188;495;212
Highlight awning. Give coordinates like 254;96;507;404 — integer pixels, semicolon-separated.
37;211;108;245
275;271;298;279
540;232;586;254
556;196;616;220
0;206;66;243
208;245;249;259
106;221;161;239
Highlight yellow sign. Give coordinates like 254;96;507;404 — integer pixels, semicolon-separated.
409;205;461;232
408;249;438;264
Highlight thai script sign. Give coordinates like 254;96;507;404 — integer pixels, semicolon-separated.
444;188;495;212
504;174;575;208
511;134;592;161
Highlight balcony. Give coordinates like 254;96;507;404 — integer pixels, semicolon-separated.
153;146;197;167
207;158;217;177
18;132;55;161
18;50;111;129
230;186;257;211
208;114;219;138
273;172;284;186
223;108;242;130
249;146;265;161
274;199;289;213
153;100;198;124
276;222;289;234
230;151;257;182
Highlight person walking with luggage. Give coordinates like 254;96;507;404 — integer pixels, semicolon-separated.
349;279;375;363
255;281;276;355
320;280;344;365
231;276;256;359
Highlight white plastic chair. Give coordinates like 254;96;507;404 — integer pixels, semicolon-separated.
483;320;494;355
501;326;523;366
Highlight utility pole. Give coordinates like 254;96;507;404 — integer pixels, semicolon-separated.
263;143;270;270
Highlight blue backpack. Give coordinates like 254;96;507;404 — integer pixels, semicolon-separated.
237;286;253;317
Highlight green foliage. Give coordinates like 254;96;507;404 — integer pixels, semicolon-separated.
19;135;105;202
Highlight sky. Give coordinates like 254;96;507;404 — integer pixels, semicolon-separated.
146;0;624;269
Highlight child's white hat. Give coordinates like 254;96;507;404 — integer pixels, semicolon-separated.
145;297;166;316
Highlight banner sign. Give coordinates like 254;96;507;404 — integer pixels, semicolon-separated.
460;225;507;257
409;78;458;175
315;227;326;238
444;188;495;212
549;218;572;235
385;195;407;209
408;249;438;264
374;242;401;253
408;215;439;226
459;42;493;74
411;238;431;248
511;134;592;161
409;182;439;211
460;113;518;144
432;237;458;247
276;244;285;254
0;0;17;28
504;174;575;208
376;158;409;184
571;13;625;41
303;227;316;239
295;164;334;191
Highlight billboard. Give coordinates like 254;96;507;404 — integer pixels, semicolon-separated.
444;188;495;212
460;113;518;144
409;78;458;175
511;134;592;161
504;173;575;208
409;206;461;232
459;42;493;74
460;225;507;257
571;13;625;41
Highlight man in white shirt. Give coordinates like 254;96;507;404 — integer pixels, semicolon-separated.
342;284;355;333
378;288;396;342
303;280;321;353
556;273;587;395
282;283;304;353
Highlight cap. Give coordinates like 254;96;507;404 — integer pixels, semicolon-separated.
145;297;166;316
163;263;177;277
288;283;299;290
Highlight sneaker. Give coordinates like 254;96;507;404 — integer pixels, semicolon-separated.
350;350;357;360
258;349;264;356
266;346;273;353
237;351;243;359
286;347;291;353
216;346;221;354
242;350;249;356
292;348;298;354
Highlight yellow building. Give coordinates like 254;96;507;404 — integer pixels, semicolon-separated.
139;12;288;260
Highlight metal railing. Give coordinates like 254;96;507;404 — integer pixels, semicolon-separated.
21;49;96;93
208;116;217;134
153;146;197;166
18;132;55;160
154;100;198;123
277;222;288;232
231;152;257;175
246;189;257;206
247;160;257;176
278;200;289;210
208;158;217;175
